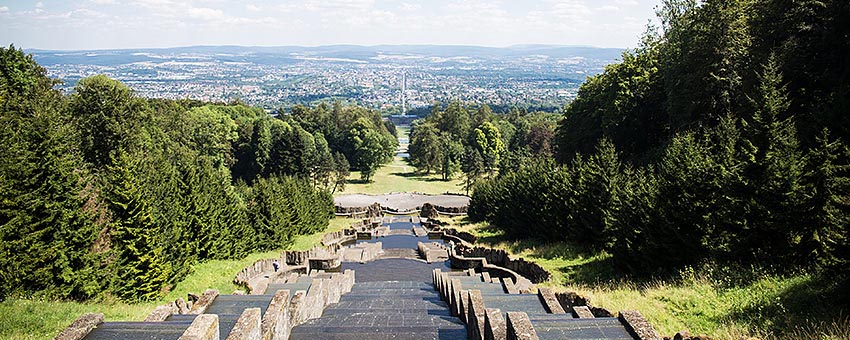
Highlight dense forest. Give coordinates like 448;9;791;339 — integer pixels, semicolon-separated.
0;46;396;302
468;0;848;287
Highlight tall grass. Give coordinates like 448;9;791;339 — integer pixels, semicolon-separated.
449;217;850;339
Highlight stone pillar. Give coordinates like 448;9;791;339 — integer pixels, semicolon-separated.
506;312;538;340
226;308;261;340
190;289;220;314
537;288;566;314
179;314;219;340
467;290;486;340
484;308;506;340
572;306;594;318
619;310;662;340
53;313;103;340
289;290;308;326
145;302;178;322
262;290;291;340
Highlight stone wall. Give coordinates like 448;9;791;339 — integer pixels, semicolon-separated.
334;202;383;218
459;247;550;283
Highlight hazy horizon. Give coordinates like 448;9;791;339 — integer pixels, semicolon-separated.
1;0;659;50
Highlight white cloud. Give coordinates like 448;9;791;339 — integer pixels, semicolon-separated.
597;5;620;12
36;2;44;8
188;7;225;21
245;4;261;12
0;6;9;13
399;3;421;12
90;0;117;4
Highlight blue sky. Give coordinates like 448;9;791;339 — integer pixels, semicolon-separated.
1;0;660;50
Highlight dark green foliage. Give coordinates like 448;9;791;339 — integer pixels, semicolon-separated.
244;176;333;250
476;0;850;279
0;47;339;302
0;46;102;300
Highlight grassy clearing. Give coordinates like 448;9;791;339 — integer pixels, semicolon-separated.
336;125;465;196
339;156;464;196
0;217;356;340
446;216;850;339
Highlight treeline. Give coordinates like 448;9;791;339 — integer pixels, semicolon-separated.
0;47;393;302
408;102;558;190
469;0;849;276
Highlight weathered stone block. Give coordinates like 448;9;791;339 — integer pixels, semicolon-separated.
459;289;469;324
179;314;219;340
619;310;662;340
481;272;491;282
450;278;462;317
190;289;220;314
573;306;594;318
506;312;538;340
262;290;290;340
484;308;506;340
502;278;519;294
289;290;308;326
226;308;261;340
537;288;566;314
54;313;103;340
467;290;486;340
145;303;177;322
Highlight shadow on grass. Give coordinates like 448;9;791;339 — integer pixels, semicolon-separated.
389;172;454;182
721;272;850;338
470;225;626;285
346;179;372;185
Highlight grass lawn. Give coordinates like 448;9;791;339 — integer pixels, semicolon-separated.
444;216;850;339
336;125;466;196
0;216;357;340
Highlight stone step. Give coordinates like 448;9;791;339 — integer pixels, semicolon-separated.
531;318;635;340
204;295;275;315
479;294;548;314
320;308;453;317
345;288;437;295
83;322;190;340
289;330;467;340
526;313;577;320
330;300;449;310
355;281;432;289
294;316;465;329
266;282;312;295
343;295;439;301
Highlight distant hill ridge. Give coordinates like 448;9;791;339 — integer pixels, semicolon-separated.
27;44;624;66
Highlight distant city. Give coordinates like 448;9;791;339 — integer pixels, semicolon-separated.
30;45;623;114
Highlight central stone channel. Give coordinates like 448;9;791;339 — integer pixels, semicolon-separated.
289;217;466;339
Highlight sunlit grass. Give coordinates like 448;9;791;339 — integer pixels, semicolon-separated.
336;125;466;196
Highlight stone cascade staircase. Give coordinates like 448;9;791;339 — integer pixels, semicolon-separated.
77;271;353;340
434;269;650;340
289;281;466;339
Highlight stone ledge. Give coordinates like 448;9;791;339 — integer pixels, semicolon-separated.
619;310;662;340
537;287;566;314
226;308;261;340
573;305;595;318
467;290;486;340
180;314;219;340
506;312;539;340
261;290;290;340
484;308;506;340
189;289;219;314
54;313;103;340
